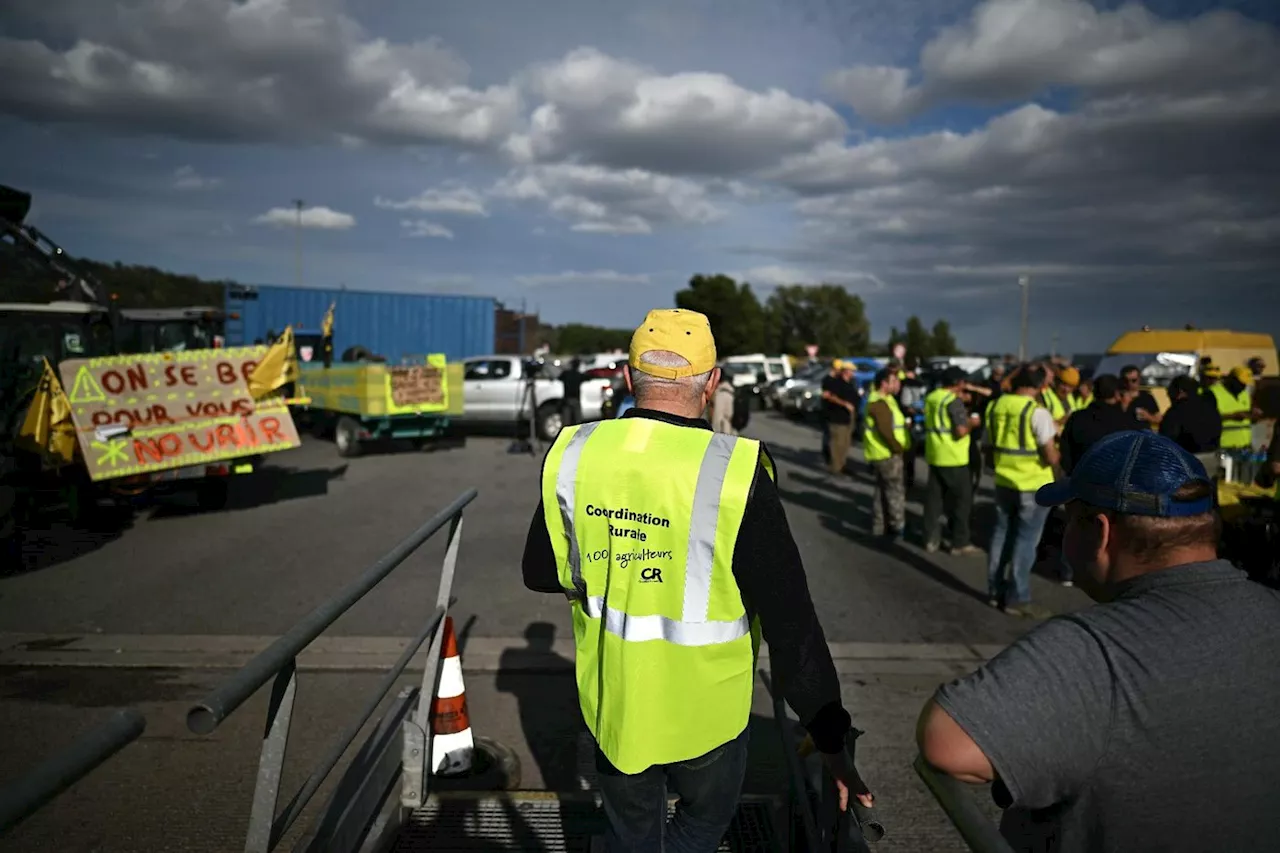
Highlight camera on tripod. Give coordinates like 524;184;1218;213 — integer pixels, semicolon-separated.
522;358;544;379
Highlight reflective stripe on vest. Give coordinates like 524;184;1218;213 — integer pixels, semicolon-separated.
1210;384;1253;449
551;424;754;645
863;391;907;462
985;394;1055;491
541;418;768;773
1042;390;1077;420
924;388;968;467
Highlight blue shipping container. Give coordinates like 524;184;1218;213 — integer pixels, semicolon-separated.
224;284;495;362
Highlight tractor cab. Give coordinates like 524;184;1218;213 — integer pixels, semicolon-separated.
116;306;226;353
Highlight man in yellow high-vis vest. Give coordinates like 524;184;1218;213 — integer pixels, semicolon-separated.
1041;366;1082;428
863;367;908;544
521;309;870;851
983;364;1060;618
922;367;982;555
1212;367;1256;473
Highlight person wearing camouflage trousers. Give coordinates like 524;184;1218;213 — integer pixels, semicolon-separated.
863;369;908;544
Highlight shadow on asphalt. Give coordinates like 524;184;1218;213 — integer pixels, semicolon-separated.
776;480;992;607
0;666;199;706
9;505;135;577
149;463;350;519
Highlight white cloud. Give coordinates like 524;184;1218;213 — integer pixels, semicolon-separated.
492;163;721;235
253;205;355;230
515;270;651;286
171;165;221;190
0;0;521;147
826;0;1280;122
400;219;454;239
515;47;847;175
375;186;489;216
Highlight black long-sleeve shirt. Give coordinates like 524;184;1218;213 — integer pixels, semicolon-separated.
521;407;852;753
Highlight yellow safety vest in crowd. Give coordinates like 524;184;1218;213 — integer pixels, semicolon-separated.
924;388;969;467
541;418;771;774
863;391;908;462
1210;384;1253;450
1070;392;1092;410
1040;390;1078;421
985;393;1055;491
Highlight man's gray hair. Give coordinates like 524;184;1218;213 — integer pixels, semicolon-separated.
631;350;713;403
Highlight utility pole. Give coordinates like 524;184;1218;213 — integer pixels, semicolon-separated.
1018;275;1030;362
293;199;305;289
1050;331;1059;359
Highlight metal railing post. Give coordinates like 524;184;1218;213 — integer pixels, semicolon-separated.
406;510;465;807
245;661;298;853
913;755;1016;853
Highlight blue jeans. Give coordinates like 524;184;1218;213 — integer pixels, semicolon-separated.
595;727;749;853
987;486;1051;605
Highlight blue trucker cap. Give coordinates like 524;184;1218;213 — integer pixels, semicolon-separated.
1035;431;1214;517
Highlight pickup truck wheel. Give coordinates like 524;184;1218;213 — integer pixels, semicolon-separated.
335;417;364;458
535;404;563;442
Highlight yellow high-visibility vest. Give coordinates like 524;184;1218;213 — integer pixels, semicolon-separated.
541;418;771;774
863;391;907;462
924;388;968;467
985;394;1055;491
1210;384;1252;450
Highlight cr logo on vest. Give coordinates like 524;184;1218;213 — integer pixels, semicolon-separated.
640;567;663;583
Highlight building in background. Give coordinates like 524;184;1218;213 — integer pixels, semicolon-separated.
494;302;541;355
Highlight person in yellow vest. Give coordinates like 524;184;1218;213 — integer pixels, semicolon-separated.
1071;376;1093;410
1212;366;1256;472
983;364;1060;618
864;367;909;544
922;368;983;555
1041;366;1083;428
521;309;870;849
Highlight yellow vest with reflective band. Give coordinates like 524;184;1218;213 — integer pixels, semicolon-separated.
924;388;969;467
540;418;770;774
985;393;1055;491
863;391;907;462
1210;384;1252;449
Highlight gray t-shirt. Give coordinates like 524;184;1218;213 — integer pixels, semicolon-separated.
936;560;1280;853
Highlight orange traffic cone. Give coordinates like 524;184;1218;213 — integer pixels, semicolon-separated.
429;616;474;775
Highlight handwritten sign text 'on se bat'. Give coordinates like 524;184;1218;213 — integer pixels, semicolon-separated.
59;348;301;482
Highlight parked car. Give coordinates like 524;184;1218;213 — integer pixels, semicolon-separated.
454;355;613;440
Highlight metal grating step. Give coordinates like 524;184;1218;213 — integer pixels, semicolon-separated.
394;791;783;852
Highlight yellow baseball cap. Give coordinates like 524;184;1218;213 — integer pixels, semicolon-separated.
629;309;718;379
832;359;846;370
1057;366;1080;387
1202;364;1222;378
1230;365;1253;384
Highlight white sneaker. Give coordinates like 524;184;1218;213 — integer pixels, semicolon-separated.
1060;580;1074;588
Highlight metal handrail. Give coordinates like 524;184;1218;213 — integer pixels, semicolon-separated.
0;708;146;833
914;754;1016;853
761;668;821;851
186;489;477;853
187;488;478;736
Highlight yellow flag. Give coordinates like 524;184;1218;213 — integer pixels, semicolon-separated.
321;303;335;338
16;358;79;467
248;326;300;399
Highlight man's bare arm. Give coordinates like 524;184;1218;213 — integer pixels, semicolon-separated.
916;697;996;785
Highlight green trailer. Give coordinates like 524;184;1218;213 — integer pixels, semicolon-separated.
295;354;464;457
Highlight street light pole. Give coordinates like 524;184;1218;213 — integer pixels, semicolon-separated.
293;199;305;289
1018;275;1030;362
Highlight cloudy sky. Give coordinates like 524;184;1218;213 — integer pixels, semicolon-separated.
2;0;1277;352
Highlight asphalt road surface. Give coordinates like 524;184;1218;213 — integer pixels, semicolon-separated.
0;411;1088;851
0;411;1084;642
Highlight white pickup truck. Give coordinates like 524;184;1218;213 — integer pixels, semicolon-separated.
455;355;613;440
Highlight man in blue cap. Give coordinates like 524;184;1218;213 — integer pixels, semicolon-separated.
916;431;1280;852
